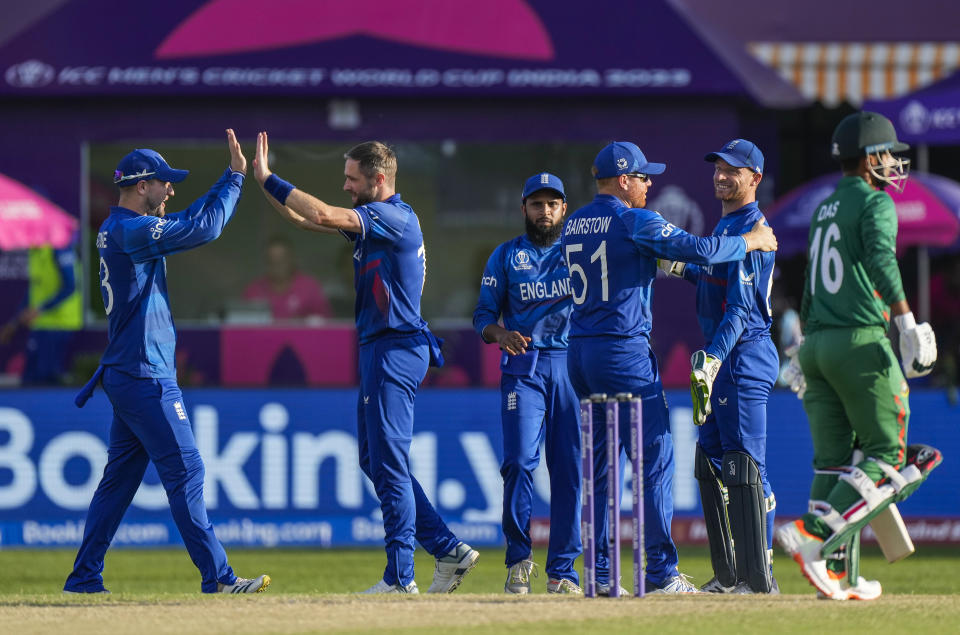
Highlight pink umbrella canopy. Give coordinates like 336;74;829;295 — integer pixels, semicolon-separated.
0;173;77;250
766;172;960;256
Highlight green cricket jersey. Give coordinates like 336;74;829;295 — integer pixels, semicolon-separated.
800;176;905;332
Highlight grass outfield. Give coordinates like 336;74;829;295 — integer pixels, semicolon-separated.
2;545;959;634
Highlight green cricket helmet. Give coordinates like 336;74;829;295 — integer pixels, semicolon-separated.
831;111;910;192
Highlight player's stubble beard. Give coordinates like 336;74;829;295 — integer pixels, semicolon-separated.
350;180;377;207
525;216;563;247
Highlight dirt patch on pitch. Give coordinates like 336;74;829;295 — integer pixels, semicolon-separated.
4;594;960;634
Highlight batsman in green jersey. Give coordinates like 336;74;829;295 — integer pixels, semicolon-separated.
776;112;942;600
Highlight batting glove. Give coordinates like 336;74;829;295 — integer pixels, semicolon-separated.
780;340;807;399
690;350;721;426
894;312;937;378
657;259;686;278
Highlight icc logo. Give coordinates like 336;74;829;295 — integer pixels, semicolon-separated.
5;60;55;87
513;250;532;271
900;100;930;135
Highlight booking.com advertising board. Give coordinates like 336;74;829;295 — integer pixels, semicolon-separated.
1;389;958;549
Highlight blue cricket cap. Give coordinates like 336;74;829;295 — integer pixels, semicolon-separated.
114;149;189;186
704;139;764;174
522;172;565;201
592;141;665;179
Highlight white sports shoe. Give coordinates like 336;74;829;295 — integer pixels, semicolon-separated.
596;582;629;596
776;519;844;599
818;576;882;601
504;559;538;594
650;573;699;594
427;542;479;593
546;578;583;594
845;576;882;600
360;579;419;594
218;574;271;594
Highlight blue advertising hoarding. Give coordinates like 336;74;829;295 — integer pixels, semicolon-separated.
1;388;957;548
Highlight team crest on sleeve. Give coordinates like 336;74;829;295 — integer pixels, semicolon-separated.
512;250;532;271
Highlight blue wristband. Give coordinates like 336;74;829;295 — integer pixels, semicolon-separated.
264;174;295;205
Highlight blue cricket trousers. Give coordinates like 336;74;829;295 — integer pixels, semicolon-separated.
64;368;234;593
567;335;680;587
357;332;459;587
500;349;582;583
698;337;779;548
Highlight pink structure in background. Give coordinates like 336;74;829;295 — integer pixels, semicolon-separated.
0;173;77;250
221;326;357;386
480;343;504;388
156;0;554;60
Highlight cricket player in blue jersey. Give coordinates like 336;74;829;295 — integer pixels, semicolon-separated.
660;139;779;594
65;130;270;594
473;173;582;595
562;141;778;594
253;132;478;594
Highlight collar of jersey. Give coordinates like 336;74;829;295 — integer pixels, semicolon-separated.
109;205;148;217
723;201;760;217
594;193;629;209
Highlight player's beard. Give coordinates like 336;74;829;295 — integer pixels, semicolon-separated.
525;216;563;247
351;183;377;207
145;193;166;217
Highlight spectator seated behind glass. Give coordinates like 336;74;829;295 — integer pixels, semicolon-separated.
241;235;332;323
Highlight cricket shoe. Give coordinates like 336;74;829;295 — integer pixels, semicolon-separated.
360;579;419;594
649;573;699;594
504;559;538;594
427;542;479;593
63;588;111;595
547;578;583;594
596;582;629;597
700;576;736;593
775;519;844;599
218;574;271;594
818;576;882;601
730;578;781;595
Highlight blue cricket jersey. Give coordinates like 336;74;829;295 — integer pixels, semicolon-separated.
341;194;428;344
95;168;243;378
682;202;775;361
561;194;748;338
472;235;572;349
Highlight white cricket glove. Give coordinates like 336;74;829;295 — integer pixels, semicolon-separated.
780;339;806;399
894;312;937;378
657;259;686;278
690;350;721;426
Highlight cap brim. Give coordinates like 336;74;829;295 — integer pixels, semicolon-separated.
523;187;565;200
644;162;666;175
157;168;189;183
705;152;761;172
892;141;910;153
705;151;746;167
